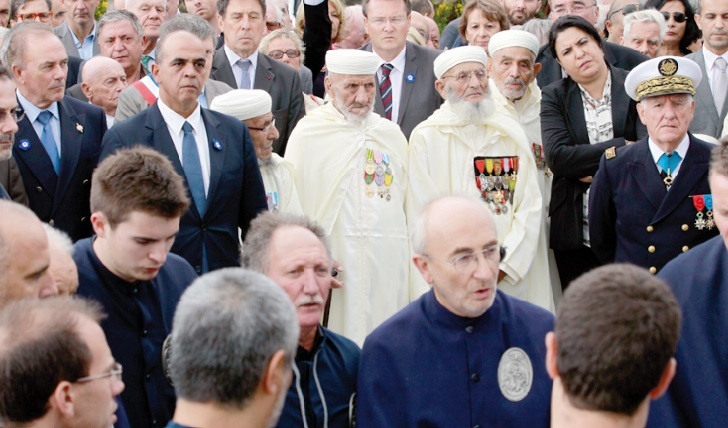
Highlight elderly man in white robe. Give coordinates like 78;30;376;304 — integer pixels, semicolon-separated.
487;30;561;305
210;89;302;215
408;46;552;311
285;49;415;346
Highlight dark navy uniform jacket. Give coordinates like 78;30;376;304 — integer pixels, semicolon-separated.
73;237;197;428
589;135;718;274
357;289;554;427
647;235;728;427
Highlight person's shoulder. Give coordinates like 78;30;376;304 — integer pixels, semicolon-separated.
659;235;725;301
62;95;104;117
71;237;94;265
535;43;551;62
408;42;441;62
690;133;717;154
498;291;555;332
363;295;427;348
203;108;246;129
603;41;649;67
160;253;198;282
321;326;362;357
541;76;573;99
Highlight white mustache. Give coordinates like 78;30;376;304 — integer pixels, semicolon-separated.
296;295;325;307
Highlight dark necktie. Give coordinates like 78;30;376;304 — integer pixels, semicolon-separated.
182;121;207;216
379;63;394;120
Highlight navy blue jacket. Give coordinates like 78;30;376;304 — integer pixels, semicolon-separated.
13;96;106;241
277;326;360;428
73;237;197;428
589;135;718;273
647;235;728;427
357;290;554;427
99;103;267;273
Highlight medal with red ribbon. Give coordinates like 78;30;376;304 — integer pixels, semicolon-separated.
693;195;706;230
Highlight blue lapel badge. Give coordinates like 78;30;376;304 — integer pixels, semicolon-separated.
213;140;222;151
18;139;30;151
406;73;415;83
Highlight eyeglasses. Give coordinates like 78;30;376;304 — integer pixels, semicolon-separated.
16;11;53;23
368;16;408;27
428;245;506;275
248;118;276;134
268;49;301;60
552;3;596;16
75;362;123;383
607;4;642;21
662;11;687;23
441;68;487;84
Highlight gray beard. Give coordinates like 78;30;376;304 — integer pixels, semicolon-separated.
446;88;495;123
258;157;273;167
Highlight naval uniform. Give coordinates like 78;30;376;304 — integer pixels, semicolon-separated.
589;134;718;274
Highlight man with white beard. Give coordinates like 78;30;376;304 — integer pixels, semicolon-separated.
408;46;549;310
285;49;416;345
211;89;302;214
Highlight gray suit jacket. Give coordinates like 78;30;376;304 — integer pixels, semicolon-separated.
687;49;728;138
363;41;443;140
114;79;234;124
54;21;100;59
210;49;305;155
299;65;313;95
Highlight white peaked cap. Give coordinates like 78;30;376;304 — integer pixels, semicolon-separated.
488;30;540;56
326;49;380;75
209;89;272;121
434;46;488;79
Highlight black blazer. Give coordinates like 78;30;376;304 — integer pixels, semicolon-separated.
536;40;648;89
13;96;106;241
100;103;268;273
540;64;646;251
209;49;305;155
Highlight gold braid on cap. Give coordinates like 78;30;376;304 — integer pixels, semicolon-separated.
635;76;695;101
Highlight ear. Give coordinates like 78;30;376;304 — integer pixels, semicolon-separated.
649;357;676;400
90;212;109;238
262;349;289;396
11;63;23;83
619;36;624;45
218;13;225;32
636;102;647;125
545;332;559;380
151;62;160;82
533;62;542;78
50;381;76;418
695;13;703;30
605;20;614;34
412;253;433;284
434;79;447;99
324;75;333;99
81;82;93;100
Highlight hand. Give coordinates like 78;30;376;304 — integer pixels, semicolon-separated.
578;176;593;183
330;261;344;289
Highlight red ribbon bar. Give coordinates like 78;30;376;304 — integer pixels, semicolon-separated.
693;195;705;212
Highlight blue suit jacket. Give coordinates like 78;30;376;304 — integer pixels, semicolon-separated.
99;103;267;273
589;134;718;273
12;96;106;241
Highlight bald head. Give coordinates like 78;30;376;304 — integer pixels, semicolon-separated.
0;200;57;308
410;11;432;48
81;56;128;116
426;16;439;49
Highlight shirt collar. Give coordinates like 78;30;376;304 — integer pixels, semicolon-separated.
224;45;258;69
702;47;728;72
648;133;690;165
69;21;97;46
157;98;202;135
16;89;59;122
375;45;407;72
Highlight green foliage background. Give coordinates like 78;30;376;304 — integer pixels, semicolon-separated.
94;0;108;20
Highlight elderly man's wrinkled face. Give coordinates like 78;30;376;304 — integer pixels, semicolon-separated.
621;21;662;58
436;61;488;103
84;62;128;116
637;93;694;149
245;112;278;161
549;0;598;24
48;243;79;296
325;73;376;124
266;226;332;331
489;46;541;101
220;0;266;59
98;19;145;74
413;198;500;318
127;0;166;41
0;79;18;162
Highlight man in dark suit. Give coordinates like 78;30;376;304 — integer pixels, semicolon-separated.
590;56;718;275
101;14;267;274
211;0;304;155
361;0;442;140
5;23;106;242
53;0;101;60
686;0;728;139
0;66;27;205
536;0;648;89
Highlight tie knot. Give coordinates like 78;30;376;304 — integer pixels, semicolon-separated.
182;121;193;134
716;57;727;71
238;59;251;71
381;63;393;76
37;110;53;126
658;152;682;171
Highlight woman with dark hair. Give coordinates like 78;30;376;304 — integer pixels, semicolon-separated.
458;0;510;53
644;0;701;56
540;15;645;289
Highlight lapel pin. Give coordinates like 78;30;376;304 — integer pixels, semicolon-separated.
75;123;83;133
213;140;222;151
18;139;30;150
406;73;415;83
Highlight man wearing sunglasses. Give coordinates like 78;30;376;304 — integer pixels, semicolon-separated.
358;195;555;427
0;297;125;428
605;0;641;43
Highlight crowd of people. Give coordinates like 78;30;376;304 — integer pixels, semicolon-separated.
0;0;726;426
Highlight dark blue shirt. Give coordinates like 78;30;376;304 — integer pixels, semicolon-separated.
73;237;197;428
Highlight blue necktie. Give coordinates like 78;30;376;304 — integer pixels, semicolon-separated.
37;110;60;175
238;59;252;89
657;152;682;176
182;121;207;216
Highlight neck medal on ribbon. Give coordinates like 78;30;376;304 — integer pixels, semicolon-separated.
704;194;714;230
363;148;393;201
474;156;519;215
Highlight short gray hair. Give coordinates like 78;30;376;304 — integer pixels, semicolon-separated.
10;0;51;20
42;224;73;255
98;10;144;39
622;9;667;43
155;12;215;63
241;212;330;273
259;29;306;64
1;22;54;69
169;268;299;408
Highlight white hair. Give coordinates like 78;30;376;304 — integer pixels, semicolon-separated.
623;9;667;43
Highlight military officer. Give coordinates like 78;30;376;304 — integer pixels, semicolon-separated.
589;56;718;274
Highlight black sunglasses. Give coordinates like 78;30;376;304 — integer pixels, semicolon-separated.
662;11;687;23
607;4;641;20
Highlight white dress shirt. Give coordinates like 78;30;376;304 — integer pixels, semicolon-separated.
224;45;258;89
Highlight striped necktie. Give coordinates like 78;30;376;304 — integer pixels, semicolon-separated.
379;63;394;120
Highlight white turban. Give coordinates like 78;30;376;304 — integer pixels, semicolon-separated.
488;30;540;57
326;49;380;75
209;89;271;121
433;46;488;79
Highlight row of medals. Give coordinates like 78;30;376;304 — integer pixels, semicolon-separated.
693;194;715;230
476;157;518;215
364;148;394;201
